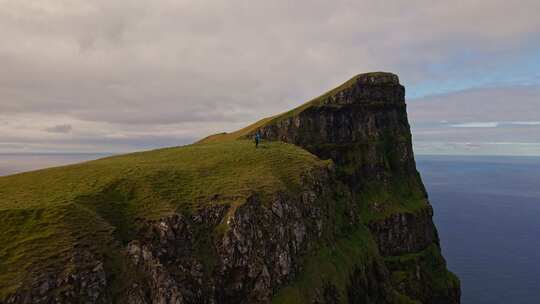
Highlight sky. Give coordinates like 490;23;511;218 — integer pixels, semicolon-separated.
1;0;539;155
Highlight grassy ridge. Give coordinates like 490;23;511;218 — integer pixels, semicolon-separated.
0;140;330;299
0;140;328;211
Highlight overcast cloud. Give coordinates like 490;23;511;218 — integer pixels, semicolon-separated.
1;0;539;154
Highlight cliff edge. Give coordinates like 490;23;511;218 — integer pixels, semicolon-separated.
0;72;459;303
201;72;460;303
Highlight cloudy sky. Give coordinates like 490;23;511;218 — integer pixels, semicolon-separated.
1;0;539;155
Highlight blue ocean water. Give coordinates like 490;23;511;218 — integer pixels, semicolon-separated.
1;153;539;303
416;155;540;304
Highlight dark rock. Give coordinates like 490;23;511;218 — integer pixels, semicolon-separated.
249;72;459;303
6;251;109;304
367;205;439;256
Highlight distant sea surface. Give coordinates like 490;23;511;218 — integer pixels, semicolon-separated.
416;155;540;304
0;153;112;176
1;153;539;303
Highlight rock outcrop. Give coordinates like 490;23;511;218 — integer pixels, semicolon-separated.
124;167;335;304
248;72;460;303
5;252;108;304
1;72;459;304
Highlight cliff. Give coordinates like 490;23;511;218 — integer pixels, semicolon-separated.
0;72;459;303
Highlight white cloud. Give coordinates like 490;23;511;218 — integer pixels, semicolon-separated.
450;122;500;128
508;121;540;126
414;141;540;156
409;86;540;155
1;1;540;152
447;121;540;128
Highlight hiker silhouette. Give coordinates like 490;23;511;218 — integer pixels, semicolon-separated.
255;132;261;148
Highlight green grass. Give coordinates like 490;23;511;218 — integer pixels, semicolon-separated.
0;140;328;211
0;140;330;300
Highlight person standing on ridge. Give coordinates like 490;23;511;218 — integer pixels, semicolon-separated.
255;132;261;149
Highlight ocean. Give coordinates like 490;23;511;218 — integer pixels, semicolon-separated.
416;155;540;304
1;153;539;303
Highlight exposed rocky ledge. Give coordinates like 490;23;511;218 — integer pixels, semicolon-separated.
367;205;439;257
6;251;108;304
125;167;335;304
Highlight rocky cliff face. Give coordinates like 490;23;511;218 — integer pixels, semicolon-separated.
5;251;108;304
255;73;412;186
249;72;460;304
2;72;459;304
6;166;352;304
124;167;336;304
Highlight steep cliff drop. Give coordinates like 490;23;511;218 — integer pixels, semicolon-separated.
0;72;459;304
202;72;460;303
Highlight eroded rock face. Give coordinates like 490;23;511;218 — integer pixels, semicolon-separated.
251;72;460;304
255;74;415;190
125;167;337;304
345;260;393;304
6;251;108;304
367;205;438;257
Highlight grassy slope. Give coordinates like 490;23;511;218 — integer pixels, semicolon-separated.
0;140;330;300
